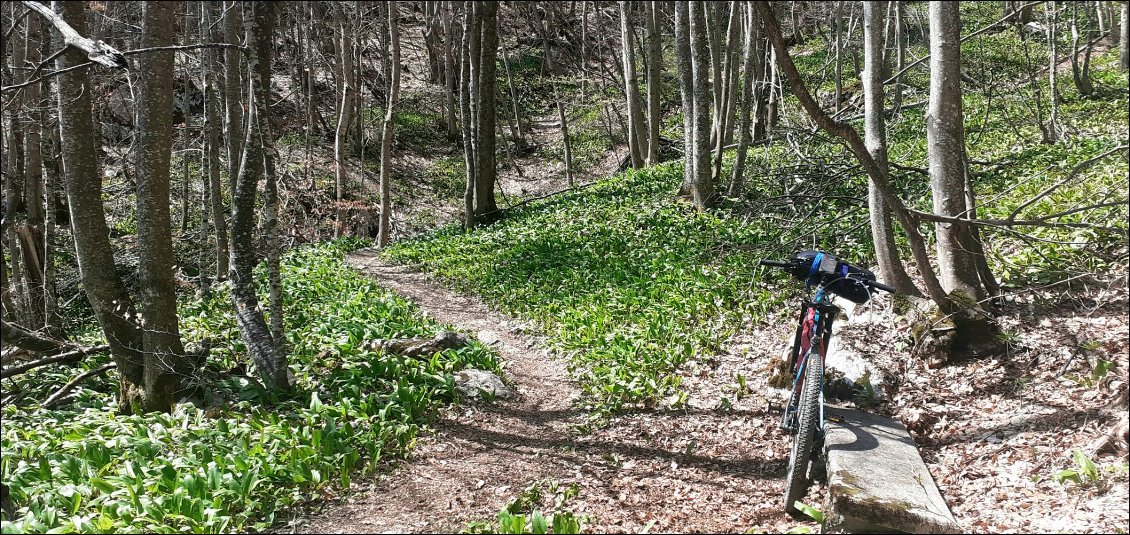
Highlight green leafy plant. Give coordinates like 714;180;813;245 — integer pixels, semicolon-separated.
1;240;500;533
1067;358;1116;388
1054;449;1101;485
463;480;586;534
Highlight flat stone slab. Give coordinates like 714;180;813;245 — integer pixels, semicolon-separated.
823;407;958;534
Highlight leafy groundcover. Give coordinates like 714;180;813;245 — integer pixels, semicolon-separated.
1;240;499;533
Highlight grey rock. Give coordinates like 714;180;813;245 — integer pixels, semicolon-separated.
823;407;959;534
454;368;513;400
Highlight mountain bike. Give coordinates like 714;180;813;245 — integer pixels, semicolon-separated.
759;251;894;517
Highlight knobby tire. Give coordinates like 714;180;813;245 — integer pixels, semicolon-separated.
784;353;822;517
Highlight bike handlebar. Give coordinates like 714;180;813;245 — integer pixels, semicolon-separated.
759;256;897;295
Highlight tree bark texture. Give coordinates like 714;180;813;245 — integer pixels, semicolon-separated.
203;2;230;281
674;1;695;194
474;1;499;219
927;1;985;301
52;0;146;413
460;1;476;229
689;1;714;210
229;0;290;392
620;1;646;169
863;1;920;296
645;0;662;165
378;1;401;247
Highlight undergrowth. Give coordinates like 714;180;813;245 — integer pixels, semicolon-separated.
384;164;868;414
1;240;499;533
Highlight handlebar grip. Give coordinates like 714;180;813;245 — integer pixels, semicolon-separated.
866;279;896;294
759;259;792;268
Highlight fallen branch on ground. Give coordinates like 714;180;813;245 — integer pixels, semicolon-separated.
1;345;110;379
42;363;116;409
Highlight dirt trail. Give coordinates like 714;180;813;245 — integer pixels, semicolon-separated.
293;250;798;534
297;249;584;533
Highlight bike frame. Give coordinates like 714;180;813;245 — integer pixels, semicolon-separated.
779;287;839;435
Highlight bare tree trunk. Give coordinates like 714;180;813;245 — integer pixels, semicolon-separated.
444;1;459;140
620;1;646;169
177;8;193;235
712;3;741;185
333;3;356;236
675;1;694;194
475;1;500;219
501;40;525;147
892;0;906;109
22;15;46;328
203;2;229;281
378;1;401;247
1071;3;1095;97
229;0;290;392
689;1;714;210
1110;0;1122;44
1045;1;1061;143
729;2;757;196
645;0;662;165
1120;1;1128;70
460;1;477;229
223;1;244;196
834;0;845;112
553;84;575;186
928;1;985;302
52;0;146;413
135;0;190;413
863;1;919;296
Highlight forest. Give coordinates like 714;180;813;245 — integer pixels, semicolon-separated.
1;1;1128;533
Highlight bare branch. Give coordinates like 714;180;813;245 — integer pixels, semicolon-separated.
882;1;1044;85
1007;144;1128;222
42;363;116;409
1;345;110;379
1;319;66;354
22;0;128;69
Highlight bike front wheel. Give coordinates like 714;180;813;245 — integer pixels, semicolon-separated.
784;352;823;517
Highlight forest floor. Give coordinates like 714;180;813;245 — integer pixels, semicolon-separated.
287;249;1129;534
286;11;1126;534
290;250;810;534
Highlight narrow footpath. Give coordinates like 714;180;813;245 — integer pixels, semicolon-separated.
294;249;800;533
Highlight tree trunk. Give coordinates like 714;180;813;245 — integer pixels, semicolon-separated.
1070;3;1095;97
223;1;244;196
1045;1;1060;143
444;1;458;140
689;1;714;210
53;0;146;413
863;1;920;296
1120;1;1128;70
378;1;401;247
333;3;356;236
554;84;575;186
229;0;290;393
729;2;757;196
892;0;906;109
22;15;46;329
620;1;646;169
501;40;525;147
203;2;229;281
927;1;985;303
834;1;845;112
460;1;476;229
475;1;499;219
135;0;190;413
675;1;695;195
645;0;662;165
